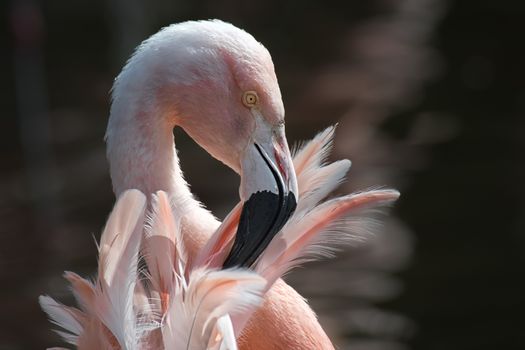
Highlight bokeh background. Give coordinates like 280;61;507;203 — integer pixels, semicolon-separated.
2;0;524;349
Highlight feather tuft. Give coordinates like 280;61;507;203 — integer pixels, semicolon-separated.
256;189;400;284
292;125;336;174
162;268;265;350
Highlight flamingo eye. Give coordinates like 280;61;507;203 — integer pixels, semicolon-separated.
242;91;259;107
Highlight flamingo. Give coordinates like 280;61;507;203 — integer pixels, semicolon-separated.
40;20;399;349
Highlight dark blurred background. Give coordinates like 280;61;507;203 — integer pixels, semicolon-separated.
2;0;524;349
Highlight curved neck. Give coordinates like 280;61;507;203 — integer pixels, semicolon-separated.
106;93;220;253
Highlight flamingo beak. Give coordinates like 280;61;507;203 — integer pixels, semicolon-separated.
223;126;298;268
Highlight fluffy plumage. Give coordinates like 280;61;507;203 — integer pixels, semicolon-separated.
41;126;398;349
40;190;265;350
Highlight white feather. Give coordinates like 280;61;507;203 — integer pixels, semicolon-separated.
39;295;84;345
207;315;238;350
162;268;265;350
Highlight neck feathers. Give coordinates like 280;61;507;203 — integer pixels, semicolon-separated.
106;83;220;255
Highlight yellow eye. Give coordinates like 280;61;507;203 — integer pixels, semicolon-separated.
242;91;259;107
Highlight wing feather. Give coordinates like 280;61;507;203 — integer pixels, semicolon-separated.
257;189;400;284
94;189;147;350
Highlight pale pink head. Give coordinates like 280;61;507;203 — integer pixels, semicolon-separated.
108;20;298;267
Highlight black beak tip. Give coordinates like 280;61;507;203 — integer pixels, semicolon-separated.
222;190;296;269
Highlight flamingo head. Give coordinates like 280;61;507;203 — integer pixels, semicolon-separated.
124;20;299;267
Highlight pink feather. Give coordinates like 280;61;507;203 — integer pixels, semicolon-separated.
40;190;147;349
143;191;184;312
256;189;400;284
193;203;242;270
292;125;336;175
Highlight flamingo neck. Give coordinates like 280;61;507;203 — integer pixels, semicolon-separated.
106;96;219;253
